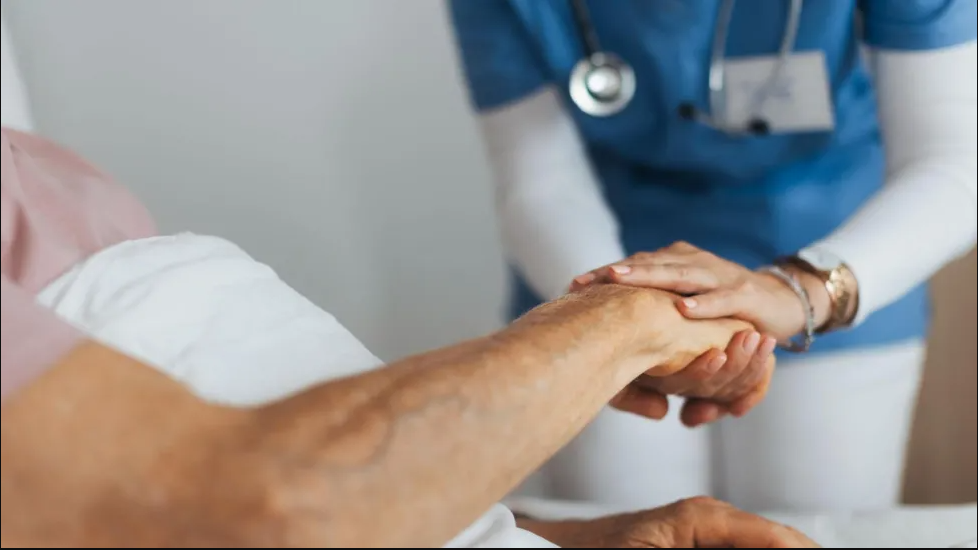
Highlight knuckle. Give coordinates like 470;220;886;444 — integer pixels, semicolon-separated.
675;266;695;280
700;273;721;289
691;249;714;262
677;496;721;511
671;499;698;520
691;366;715;382
700;271;721;291
735;279;756;294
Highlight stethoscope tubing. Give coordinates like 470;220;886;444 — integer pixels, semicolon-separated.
568;0;804;134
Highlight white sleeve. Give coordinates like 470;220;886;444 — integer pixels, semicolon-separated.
35;234;386;408
805;41;977;324
477;88;626;301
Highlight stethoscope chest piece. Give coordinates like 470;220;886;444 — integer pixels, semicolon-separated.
569;53;636;117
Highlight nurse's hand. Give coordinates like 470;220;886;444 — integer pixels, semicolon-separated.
632;329;776;427
572;242;830;342
611;328;776;427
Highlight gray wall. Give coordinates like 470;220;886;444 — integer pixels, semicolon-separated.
4;0;509;361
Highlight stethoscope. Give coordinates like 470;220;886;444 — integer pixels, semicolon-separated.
568;0;804;135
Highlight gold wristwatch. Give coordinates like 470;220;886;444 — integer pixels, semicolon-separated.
780;248;860;334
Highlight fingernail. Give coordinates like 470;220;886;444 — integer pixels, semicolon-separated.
610;265;631;275
761;336;778;354
574;273;596;285
708;354;727;372
682;298;698;309
744;332;761;353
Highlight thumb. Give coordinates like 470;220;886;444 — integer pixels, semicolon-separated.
681;399;728;428
610;387;670;420
678;290;746;320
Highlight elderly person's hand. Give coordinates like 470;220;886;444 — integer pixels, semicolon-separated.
517;497;820;548
573;242;830;342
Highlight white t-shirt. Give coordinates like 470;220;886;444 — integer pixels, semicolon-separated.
36;233;556;548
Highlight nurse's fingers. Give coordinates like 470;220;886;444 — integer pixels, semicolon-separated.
569;270;608;292
722;337;777;417
677;290;748;320
713;332;774;400
610;386;671;420
681;399;728;428
667;331;751;424
695;330;755;395
643;347;729;396
604;263;721;295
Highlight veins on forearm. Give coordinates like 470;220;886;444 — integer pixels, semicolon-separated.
245;303;633;544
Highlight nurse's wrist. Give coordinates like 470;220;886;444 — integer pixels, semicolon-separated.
780;266;832;332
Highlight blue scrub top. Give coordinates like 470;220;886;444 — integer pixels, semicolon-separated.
449;0;978;355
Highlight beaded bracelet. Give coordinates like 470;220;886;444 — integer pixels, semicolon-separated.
758;265;816;353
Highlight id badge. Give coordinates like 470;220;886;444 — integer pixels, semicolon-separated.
722;51;835;134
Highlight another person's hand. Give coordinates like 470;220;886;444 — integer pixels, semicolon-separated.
615;329;777;427
517;497;820;548
572;242;830;342
573;282;776;426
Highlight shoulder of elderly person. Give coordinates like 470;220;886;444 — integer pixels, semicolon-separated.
2;127;158;402
1;128;157;293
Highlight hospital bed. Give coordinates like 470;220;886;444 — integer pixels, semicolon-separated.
4;13;975;549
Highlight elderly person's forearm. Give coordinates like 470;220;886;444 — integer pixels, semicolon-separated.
3;284;746;547
223;284;745;547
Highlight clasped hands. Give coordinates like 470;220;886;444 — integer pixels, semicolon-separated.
570;242;816;427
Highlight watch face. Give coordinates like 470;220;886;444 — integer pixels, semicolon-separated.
799;248;843;271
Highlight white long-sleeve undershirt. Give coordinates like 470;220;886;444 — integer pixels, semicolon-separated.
477;42;977;324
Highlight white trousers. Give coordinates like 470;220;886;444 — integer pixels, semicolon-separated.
518;341;927;514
